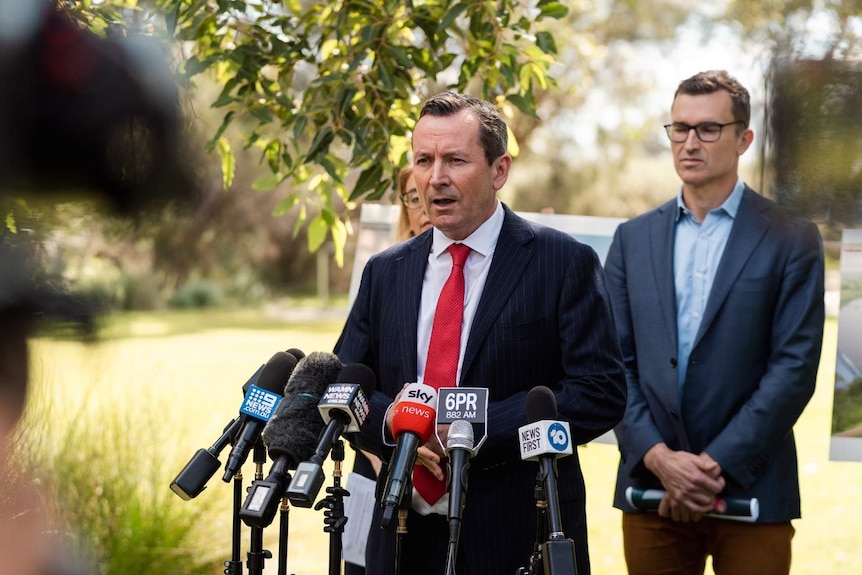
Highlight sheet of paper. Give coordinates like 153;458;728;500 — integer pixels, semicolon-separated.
342;471;377;567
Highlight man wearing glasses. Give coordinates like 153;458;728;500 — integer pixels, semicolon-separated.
605;70;825;574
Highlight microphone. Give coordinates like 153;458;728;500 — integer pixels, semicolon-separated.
241;347;305;395
518;385;578;575
238;351;343;528
444;419;475;575
286;363;376;507
170;350;298;499
625;487;760;523
221;351;299;482
380;382;438;528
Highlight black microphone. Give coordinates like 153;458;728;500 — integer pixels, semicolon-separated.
444;419;475;575
238;351;343;528
519;386;578;575
380;382;439;528
170;350;298;500
241;348;305;395
286;363;375;507
221;351;300;482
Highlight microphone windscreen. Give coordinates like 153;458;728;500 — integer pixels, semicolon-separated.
336;363;376;397
447;419;474;452
286;348;305;361
262;351;343;465
257;351;299;394
284;351;343;396
526;385;558;423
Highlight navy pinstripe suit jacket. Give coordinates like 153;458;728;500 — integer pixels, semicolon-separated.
335;204;626;574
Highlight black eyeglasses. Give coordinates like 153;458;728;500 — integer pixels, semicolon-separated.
400;190;422;211
663;121;744;143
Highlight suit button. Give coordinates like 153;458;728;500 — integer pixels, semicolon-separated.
670;358;678;368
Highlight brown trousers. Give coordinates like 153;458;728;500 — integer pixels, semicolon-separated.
622;512;794;575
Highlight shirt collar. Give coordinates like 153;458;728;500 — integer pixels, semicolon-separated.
675;176;745;221
431;200;504;259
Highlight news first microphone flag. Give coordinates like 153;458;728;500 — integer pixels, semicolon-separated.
519;420;574;461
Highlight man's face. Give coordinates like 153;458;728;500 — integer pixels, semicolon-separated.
670;91;753;191
412;109;511;241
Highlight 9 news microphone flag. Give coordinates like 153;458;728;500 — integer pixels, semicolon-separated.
222;351;299;482
170;350;300;500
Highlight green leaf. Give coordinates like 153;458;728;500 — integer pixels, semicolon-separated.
307;214;328;252
216;136;236;189
439;2;469;31
205;111;235;152
535;31;557;54
253;173;283;191
331;218;348;267
249;105;274;123
305;126;334;162
273;193;300;216
537;2;569;20
350;163;383;201
5;212;16;233
506;93;538;118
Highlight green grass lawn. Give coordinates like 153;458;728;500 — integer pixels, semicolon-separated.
25;311;862;574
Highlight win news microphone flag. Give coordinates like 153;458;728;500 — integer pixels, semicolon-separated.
239;351;342;529
286;363;376;507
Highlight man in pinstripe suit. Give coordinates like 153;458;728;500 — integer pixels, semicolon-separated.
335;91;626;575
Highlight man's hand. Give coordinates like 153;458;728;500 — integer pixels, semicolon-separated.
415;423;449;481
643;443;725;522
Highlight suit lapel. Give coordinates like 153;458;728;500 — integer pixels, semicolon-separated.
651;200;679;348
396;234;432;379
694;187;770;347
461;207;533;381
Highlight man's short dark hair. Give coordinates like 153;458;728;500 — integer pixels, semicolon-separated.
674;70;751;130
418;91;508;165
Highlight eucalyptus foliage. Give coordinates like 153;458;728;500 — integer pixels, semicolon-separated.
71;0;568;263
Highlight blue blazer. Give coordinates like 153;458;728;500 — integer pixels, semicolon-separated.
605;187;825;522
335;204;626;574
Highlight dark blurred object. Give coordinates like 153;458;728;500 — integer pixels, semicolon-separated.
767;57;862;236
0;0;195;215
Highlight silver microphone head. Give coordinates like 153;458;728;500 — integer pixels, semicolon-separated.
446;419;475;456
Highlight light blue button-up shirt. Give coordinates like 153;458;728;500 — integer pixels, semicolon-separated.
674;177;744;394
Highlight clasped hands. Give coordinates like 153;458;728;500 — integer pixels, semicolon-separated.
643;442;726;523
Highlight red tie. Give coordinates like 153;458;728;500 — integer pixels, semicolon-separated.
414;243;471;505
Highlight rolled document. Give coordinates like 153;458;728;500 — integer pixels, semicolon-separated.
625;487;759;523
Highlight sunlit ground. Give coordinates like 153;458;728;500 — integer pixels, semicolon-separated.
27;313;861;574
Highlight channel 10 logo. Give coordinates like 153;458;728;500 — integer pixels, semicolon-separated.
547;422;570;452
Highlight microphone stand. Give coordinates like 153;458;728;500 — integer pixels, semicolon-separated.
517;472;548;575
314;439;350;575
247;441;273;575
394;472;411;575
277;489;291;575
537;457;577;575
226;468;244;575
